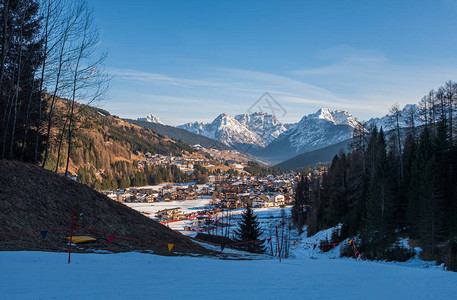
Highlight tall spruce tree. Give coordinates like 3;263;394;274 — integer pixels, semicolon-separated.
234;205;265;253
363;129;395;252
292;175;309;230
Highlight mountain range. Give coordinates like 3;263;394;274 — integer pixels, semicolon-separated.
138;104;428;166
177;112;287;151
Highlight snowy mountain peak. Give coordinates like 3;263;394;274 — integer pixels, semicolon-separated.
212;113;239;127
314;108;334;122
303;108;359;129
137;114;164;125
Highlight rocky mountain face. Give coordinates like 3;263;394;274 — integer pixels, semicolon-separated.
234;112;288;145
177;112;287;151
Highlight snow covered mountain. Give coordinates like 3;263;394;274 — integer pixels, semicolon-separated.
175;104;438;164
137;114;164;125
234;112;288;145
365;104;424;131
177;112;287;151
254;108;359;163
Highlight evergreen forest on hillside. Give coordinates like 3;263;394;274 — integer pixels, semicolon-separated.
293;81;457;270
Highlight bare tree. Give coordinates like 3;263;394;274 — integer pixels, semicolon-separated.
419;96;428;126
34;0;66;163
41;0;85;168
427;90;437;132
63;3;109;175
405;105;417;136
435;87;446;123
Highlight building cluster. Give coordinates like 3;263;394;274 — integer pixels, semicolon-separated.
138;152;212;174
100;172;298;221
212;174;296;209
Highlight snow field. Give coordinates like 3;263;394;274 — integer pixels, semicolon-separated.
1;251;456;299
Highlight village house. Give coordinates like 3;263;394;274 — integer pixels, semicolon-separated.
261;193;285;207
118;192;132;202
252;197;266;208
156;207;183;221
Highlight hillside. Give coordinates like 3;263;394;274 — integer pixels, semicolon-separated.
0;160;210;255
276;139;352;171
44;100;195;188
128;119;231;150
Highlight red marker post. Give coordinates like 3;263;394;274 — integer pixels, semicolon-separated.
68;210;75;264
276;226;281;262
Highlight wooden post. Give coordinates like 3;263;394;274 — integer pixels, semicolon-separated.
68;210;75;264
276;226;281;262
352;236;357;259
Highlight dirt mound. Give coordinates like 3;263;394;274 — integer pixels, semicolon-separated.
0;160;211;256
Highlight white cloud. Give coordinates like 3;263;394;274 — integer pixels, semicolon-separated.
107;68;225;88
102;51;457;125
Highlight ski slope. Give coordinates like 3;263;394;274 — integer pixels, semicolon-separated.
1;251;456;299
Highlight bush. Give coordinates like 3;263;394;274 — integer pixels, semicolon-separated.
319;240;334;253
383;243;415;262
319;228;343;253
437;238;457;272
342;237;415;262
340;243;356;258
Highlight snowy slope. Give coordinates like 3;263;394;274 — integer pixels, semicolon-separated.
137;114;164;124
1;251;456;299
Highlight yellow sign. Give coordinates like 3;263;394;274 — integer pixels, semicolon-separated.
66;236;97;244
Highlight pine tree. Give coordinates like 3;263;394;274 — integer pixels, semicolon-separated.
292;175;309;230
363;128;395;251
234;205;265;253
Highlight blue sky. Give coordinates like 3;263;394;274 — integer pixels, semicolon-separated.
90;0;457;125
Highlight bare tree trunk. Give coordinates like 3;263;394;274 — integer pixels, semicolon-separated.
35;0;51;164
9;22;24;159
41;33;67;168
54;113;69;172
20;76;37;161
65;11;87;175
64;98;75;175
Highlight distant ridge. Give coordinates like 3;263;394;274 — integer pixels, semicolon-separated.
275;139;352;171
128;119;231;150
